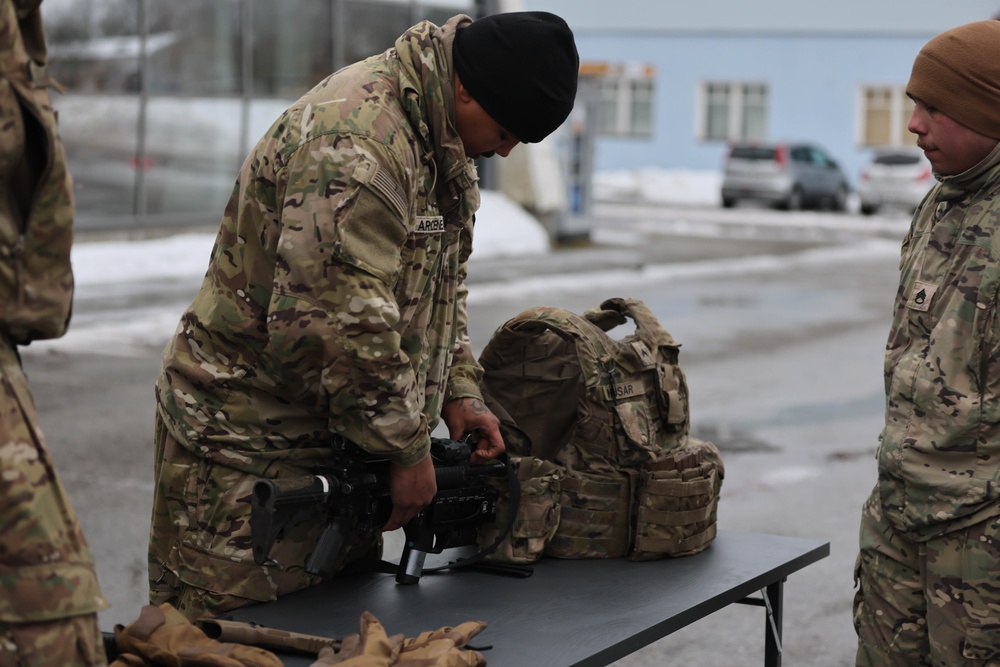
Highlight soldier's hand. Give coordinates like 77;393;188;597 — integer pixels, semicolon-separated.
384;455;436;532
442;397;506;463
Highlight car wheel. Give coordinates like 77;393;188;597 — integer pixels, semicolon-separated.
860;203;878;216
779;187;803;211
831;186;848;212
722;196;737;208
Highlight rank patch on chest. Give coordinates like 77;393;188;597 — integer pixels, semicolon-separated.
414;216;445;233
908;280;938;312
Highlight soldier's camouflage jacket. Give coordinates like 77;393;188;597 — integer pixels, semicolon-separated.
152;15;483;594
0;0;72;342
877;143;1000;541
0;0;108;623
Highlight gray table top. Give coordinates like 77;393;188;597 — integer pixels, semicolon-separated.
225;529;829;667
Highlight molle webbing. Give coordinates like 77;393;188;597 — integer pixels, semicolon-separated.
479;298;723;562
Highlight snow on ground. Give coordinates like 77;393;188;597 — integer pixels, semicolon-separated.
593;168;721;206
37;167;903;357
70;169;722;289
70;188;552;289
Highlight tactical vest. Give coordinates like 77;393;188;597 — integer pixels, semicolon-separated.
0;0;75;345
477;298;723;563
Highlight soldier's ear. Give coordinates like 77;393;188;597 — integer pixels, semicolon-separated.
454;75;475;105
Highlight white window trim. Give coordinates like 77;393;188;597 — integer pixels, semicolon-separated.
583;61;655;138
855;84;912;147
697;80;768;142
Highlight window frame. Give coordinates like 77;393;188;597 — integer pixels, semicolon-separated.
857;84;917;148
580;61;656;138
698;80;769;142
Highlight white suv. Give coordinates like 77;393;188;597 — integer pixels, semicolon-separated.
858;149;933;215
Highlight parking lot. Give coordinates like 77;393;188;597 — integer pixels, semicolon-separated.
25;201;907;665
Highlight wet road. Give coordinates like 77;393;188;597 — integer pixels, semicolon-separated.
24;203;906;665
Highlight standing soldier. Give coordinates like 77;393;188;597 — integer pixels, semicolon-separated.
149;11;579;621
854;19;1000;667
0;1;109;664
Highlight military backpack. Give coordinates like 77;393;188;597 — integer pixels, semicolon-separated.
476;297;723;563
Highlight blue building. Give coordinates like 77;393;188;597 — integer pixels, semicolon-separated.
520;0;1000;184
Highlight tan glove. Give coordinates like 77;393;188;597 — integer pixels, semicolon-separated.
113;603;284;667
309;612;402;667
396;620;488;667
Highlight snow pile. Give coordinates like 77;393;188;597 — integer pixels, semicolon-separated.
594;168;721;206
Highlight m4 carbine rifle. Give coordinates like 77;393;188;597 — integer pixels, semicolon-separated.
250;435;506;584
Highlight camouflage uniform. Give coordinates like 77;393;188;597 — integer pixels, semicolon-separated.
854;144;1000;666
149;15;485;620
0;0;109;664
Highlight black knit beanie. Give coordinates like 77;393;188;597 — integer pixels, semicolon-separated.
907;20;1000;140
453;11;579;143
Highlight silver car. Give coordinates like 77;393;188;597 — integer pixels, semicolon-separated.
858;148;934;215
721;141;851;211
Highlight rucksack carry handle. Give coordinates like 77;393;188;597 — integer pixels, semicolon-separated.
585;298;679;349
581;304;628;332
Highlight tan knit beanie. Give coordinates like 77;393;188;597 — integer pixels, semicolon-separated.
906;20;1000;139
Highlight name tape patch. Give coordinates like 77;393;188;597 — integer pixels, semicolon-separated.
603;378;646;401
415;216;445;233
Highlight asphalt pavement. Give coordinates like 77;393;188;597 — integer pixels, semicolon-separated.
23;202;908;666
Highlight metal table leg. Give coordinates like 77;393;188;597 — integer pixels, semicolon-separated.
762;578;784;667
737;577;786;667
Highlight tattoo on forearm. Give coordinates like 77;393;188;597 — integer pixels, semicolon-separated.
468;398;487;415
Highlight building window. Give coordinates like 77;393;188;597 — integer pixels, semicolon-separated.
580;61;655;137
700;81;768;142
859;85;916;147
597;78;620;134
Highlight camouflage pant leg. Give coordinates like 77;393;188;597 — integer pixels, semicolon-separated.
148;414;382;623
0;343;108;624
854;491;930;666
147;417;257;622
0;614;107;667
148;580;256;623
150;533;385;623
146;413;178;608
855;490;1000;666
922;514;1000;665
